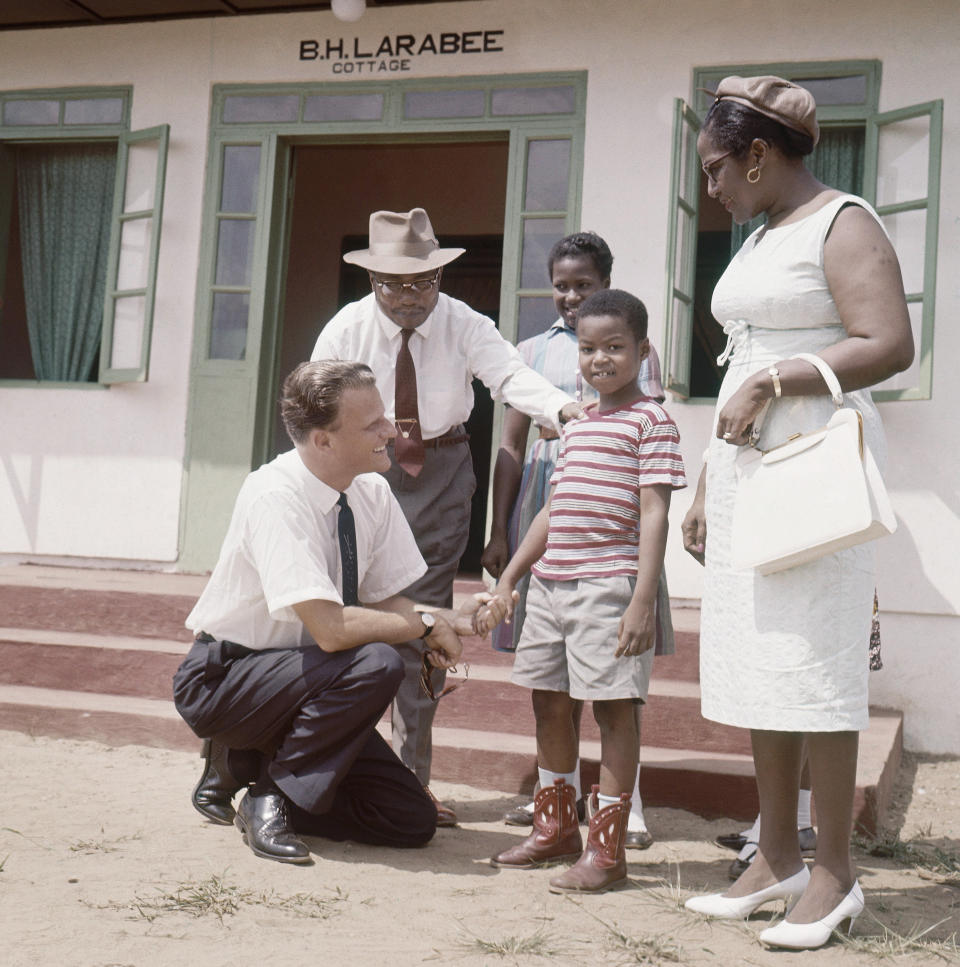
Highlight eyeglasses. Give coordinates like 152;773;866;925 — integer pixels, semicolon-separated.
701;150;733;183
419;653;469;701
372;273;441;296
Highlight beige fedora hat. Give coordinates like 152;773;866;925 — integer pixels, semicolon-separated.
343;208;465;274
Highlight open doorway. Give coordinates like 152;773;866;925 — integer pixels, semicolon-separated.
275;137;510;571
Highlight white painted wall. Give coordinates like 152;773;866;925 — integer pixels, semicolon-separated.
0;0;955;748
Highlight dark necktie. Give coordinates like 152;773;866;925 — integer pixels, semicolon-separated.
337;492;358;607
394;328;425;477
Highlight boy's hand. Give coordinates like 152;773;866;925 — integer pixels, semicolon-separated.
474;584;519;634
616;599;655;657
450;592;497;637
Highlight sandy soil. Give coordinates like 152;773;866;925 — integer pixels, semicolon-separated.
2;730;958;966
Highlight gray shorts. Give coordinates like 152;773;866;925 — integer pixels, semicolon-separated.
511;574;655;702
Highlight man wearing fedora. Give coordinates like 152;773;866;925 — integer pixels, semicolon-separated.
311;208;582;825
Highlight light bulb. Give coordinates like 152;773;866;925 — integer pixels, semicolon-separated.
331;0;366;22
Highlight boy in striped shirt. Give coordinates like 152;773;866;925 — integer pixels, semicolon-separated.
479;289;686;893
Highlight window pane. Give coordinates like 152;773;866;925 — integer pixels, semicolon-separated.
877;115;930;206
517;296;557;342
124;141;158;212
404;89;485;119
64;97;124;125
117;216;152;291
796;75;867;106
491;86;575;116
880;208;926;295
110;295;146;370
209;292;250;360
524;140;570;211
222;94;299;123
215;218;256;287
3;99;59;125
221;145;261;213
303;93;384;122
520;217;565;289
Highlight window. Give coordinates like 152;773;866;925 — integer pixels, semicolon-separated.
664;62;942;401
0;89;168;384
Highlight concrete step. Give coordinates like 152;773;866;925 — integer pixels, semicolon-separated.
0;566;902;833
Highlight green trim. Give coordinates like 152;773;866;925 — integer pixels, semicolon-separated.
865;99;942;402
693;61;880;122
662;98;701;399
0;379;108;389
180;71;586;571
0;86;131;135
99;124;169;383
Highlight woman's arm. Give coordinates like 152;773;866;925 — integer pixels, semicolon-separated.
681;465;707;565
480;406;532;578
716;205;914;444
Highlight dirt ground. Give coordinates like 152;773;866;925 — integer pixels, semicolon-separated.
2;730;958;966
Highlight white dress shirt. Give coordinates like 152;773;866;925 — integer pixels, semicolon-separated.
311;293;572;437
186;449;427;650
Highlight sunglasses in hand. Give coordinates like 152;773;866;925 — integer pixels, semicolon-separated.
419;652;469;701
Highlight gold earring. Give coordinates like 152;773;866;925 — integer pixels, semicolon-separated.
747;166;761;184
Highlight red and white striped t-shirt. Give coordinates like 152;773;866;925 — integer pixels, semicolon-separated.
532;398;687;581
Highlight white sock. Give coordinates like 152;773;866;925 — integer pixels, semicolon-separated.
797;789;812;829
537;765;580;800
743;814;761;841
628;772;647;832
737;838;759;863
597;793;621;812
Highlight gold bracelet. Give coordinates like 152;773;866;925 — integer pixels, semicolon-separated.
768;366;782;398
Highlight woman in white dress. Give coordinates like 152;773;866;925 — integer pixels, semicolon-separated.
680;76;913;949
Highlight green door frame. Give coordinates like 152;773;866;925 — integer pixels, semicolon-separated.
178;72;587;572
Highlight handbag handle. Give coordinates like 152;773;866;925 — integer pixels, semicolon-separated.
748;352;844;447
791;352;844;407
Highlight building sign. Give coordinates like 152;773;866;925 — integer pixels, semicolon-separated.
299;29;505;74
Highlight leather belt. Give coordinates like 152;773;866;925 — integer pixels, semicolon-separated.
388;425;469;449
197;631;257;683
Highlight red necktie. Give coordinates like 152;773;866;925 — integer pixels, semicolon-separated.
394;328;425;477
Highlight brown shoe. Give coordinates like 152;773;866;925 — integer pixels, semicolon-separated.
425;786;458;827
549;786;630;893
490;778;583;869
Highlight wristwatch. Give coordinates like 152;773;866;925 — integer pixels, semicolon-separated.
417;610;436;638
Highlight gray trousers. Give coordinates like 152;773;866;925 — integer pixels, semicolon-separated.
382;435;475;784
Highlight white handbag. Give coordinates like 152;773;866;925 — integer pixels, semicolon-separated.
730;353;897;574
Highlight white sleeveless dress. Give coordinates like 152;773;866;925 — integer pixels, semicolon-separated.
700;194;886;732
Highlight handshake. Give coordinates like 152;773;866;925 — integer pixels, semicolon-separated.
471;582;520;636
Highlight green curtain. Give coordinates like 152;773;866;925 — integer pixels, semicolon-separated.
16;142;117;381
730;126;865;257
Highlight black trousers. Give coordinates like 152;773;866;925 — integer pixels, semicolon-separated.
173;637;436;848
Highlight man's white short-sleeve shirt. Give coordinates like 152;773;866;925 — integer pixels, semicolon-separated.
186;449;426;650
311;293;571;438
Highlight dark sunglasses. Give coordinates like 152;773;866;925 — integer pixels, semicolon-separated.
419;653;469;701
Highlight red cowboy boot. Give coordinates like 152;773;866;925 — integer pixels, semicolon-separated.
490;778;583;869
548;786;630;893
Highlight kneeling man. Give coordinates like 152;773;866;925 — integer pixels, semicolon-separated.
174;360;477;863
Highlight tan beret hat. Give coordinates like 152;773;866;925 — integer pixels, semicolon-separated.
713;75;820;146
343;208;464;274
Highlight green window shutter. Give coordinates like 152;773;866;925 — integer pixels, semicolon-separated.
663;98;701;399
863;100;942;401
99;123;169;383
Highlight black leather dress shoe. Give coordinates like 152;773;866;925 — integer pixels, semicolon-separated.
235;790;311;864
504;796;586;826
715;830;748;852
192;739;259;825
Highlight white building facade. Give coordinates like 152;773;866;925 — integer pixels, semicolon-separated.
0;0;955;754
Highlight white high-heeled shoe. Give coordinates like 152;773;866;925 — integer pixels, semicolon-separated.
759;880;864;949
684;865;810;919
